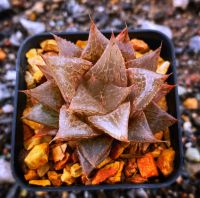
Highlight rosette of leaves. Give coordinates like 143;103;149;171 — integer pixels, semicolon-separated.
22;20;177;176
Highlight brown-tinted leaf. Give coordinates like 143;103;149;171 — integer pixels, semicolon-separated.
116;27;135;61
81;20;109;63
69;84;106;116
77;148;94;176
85;37;127;87
22;80;64;112
128;111;159;143
88;102;130;141
53;105;98;141
144;102;177;133
126;46;161;72
22;104;59;128
127;68;168;113
37;64;53;80
53;34;82;57
78;135;113;167
153;83;175;103
42;55;92;103
70;79;131;116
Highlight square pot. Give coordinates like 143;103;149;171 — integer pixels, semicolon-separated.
11;30;183;191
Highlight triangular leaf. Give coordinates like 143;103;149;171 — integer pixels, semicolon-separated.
78;135;113;167
128;111;159;143
153;83;175;103
53;34;82;57
116;27;135;61
77;148;95;176
70;79;131;116
22;80;64;112
126;46;161;72
53;105;98;141
22;104;59;128
42;55;92;103
144;102;177;133
69;84;106;116
88;102;130;141
85;37;127;87
127;68;168;113
81;20;109;63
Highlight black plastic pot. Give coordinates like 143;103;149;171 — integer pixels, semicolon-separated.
11;30;183;191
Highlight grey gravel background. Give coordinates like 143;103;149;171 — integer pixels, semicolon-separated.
0;0;200;197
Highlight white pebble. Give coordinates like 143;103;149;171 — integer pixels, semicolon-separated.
2;104;14;113
173;0;189;9
185;142;192;148
186;147;200;162
4;70;16;81
139;20;173;39
0;158;15;183
20;18;46;35
183;121;192;132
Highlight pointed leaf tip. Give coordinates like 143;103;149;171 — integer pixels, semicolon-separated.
81;21;109;63
22;80;64;112
128;111;161;143
144;102;177;133
53;34;82;57
78;135;113;168
128;68;167;113
22;103;59;128
126;46;161;71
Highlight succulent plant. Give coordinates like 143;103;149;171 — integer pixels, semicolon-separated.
22;20;177;176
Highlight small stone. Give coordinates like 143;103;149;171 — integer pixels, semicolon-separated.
186;161;200;176
0;0;10;11
135;188;148;198
35;191;47;196
4;70;16;81
185;142;192;148
84;191;92;198
176;176;183;184
0;48;6;61
189;36;200;53
96;5;105;13
111;18;123;29
127;189;136;198
0;84;11;102
2;104;14;113
56;20;64;27
49;20;56;27
178;86;187;96
20;189;28;197
173;0;189;9
186;147;200;162
175;47;184;55
139;20;172;39
0;158;15;183
183;98;198;110
62;192;68;198
69;192;77;198
183;121;192;132
32;2;44;14
10;31;23;47
65;26;78;32
20;18;46;35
